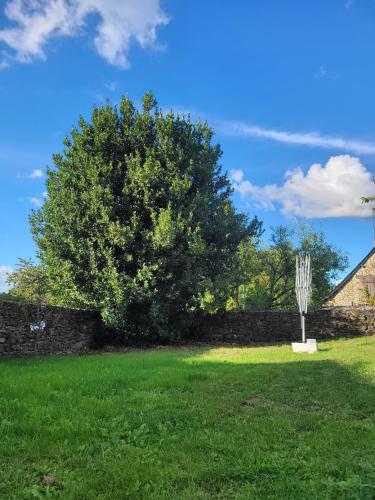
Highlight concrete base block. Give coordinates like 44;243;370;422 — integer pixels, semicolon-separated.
292;340;318;353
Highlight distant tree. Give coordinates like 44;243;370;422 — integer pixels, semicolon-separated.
229;224;348;311
30;92;261;339
7;258;49;304
361;176;375;205
361;187;375;204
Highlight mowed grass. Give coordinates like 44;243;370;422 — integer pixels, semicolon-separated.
1;338;375;499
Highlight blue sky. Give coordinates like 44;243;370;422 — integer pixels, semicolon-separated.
1;0;375;291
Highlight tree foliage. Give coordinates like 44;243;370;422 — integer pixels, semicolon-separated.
228;224;348;311
30;92;261;339
361;178;375;204
7;258;49;304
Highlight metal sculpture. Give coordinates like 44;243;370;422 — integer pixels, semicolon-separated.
295;254;312;343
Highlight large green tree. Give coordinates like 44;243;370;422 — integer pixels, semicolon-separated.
229;224;348;311
30;93;260;339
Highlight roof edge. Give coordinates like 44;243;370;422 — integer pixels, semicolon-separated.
325;247;375;302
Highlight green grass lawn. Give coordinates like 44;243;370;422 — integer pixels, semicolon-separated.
1;338;375;499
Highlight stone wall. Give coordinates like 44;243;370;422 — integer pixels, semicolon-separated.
0;300;101;357
1;299;375;358
197;306;375;344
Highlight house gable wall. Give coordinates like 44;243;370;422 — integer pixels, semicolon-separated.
326;251;375;306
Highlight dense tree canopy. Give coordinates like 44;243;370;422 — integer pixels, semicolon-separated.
227;224;348;311
30;93;261;339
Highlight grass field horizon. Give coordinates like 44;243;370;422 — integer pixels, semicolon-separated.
1;337;375;499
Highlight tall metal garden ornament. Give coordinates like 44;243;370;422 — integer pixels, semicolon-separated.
295;254;312;343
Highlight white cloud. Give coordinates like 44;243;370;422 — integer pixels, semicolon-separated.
0;0;169;68
230;155;375;218
219;121;375;155
29;196;43;207
29;168;43;178
0;265;12;293
230;169;244;183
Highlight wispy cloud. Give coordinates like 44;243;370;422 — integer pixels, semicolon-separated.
105;81;118;92
16;168;44;179
219;120;375;155
0;0;169;69
166;104;375;155
313;66;338;80
230;155;375;218
29;196;43;207
29;168;43;178
314;66;327;79
313;66;340;80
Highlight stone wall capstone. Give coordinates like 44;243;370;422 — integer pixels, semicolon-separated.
0;300;101;357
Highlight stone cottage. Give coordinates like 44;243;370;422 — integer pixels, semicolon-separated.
325;247;375;306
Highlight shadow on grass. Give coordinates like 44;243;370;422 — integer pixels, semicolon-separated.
170;355;375;418
1;345;375;498
1;344;375;416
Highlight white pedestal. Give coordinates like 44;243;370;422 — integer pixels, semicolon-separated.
292;339;318;353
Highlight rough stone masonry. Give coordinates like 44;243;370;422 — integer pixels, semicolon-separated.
0;300;101;357
1;299;375;357
197;306;375;343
